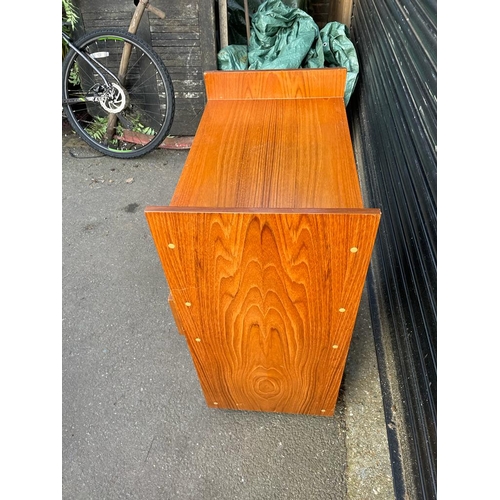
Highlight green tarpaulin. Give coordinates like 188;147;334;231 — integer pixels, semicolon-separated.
218;0;359;105
227;0;309;46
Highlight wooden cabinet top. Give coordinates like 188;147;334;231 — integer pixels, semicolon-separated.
168;68;365;210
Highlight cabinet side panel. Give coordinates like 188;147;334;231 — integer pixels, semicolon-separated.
145;210;380;415
168;294;186;336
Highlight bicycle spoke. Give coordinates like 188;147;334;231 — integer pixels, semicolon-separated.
62;29;175;158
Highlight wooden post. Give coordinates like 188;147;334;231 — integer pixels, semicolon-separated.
105;0;148;142
218;0;229;48
243;0;251;44
328;0;354;28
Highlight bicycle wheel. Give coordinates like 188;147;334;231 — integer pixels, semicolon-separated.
62;29;175;159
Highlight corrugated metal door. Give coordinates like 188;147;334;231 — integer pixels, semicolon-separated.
348;0;437;498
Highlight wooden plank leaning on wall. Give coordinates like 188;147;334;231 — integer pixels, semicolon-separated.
328;0;354;27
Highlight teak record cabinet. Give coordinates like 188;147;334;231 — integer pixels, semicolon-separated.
145;68;381;416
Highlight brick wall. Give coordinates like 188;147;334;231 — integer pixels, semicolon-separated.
308;1;331;29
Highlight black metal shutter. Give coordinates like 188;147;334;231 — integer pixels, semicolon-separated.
348;0;437;498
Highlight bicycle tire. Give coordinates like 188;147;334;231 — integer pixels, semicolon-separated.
62;29;175;159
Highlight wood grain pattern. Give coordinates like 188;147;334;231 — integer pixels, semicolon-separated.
169;68;359;210
145;209;380;416
204;68;347;100
169;95;363;209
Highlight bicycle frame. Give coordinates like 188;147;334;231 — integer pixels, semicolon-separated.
62;31;117;93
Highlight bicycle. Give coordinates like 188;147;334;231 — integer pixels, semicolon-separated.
62;0;175;159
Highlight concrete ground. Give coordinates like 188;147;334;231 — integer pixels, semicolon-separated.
62;124;394;500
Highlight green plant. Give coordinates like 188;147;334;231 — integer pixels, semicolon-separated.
127;111;156;136
62;0;79;60
68;62;81;86
62;0;78;29
85;116;124;144
85;113;155;146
